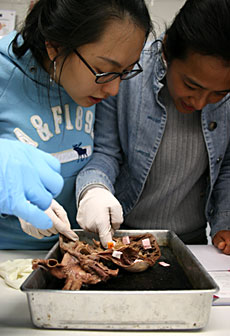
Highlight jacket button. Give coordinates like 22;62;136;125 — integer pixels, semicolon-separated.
216;157;223;163
209;208;214;216
29;66;36;73
208;121;217;131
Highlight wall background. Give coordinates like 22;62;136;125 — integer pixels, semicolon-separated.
0;0;186;34
146;0;186;35
0;0;31;27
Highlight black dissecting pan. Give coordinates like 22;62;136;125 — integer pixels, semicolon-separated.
40;245;192;291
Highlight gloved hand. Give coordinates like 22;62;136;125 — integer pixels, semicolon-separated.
19;199;79;241
77;187;123;248
0;139;63;229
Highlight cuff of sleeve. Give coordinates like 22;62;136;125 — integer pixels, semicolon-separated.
210;211;230;238
75;169;114;209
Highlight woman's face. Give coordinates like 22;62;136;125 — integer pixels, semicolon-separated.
50;19;146;107
166;51;230;113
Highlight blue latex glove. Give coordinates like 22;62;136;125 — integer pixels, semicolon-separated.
0;139;64;229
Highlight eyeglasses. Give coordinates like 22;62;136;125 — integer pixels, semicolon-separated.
74;49;143;84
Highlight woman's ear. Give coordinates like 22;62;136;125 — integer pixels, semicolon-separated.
45;41;59;62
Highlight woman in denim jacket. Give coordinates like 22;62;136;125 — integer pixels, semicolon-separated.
76;0;230;255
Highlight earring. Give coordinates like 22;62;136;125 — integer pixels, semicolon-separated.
50;60;56;86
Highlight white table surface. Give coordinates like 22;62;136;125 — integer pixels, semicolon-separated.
0;248;230;336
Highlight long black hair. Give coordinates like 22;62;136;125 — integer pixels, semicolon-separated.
163;0;230;64
12;0;152;68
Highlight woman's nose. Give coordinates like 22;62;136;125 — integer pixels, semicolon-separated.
190;92;209;110
101;77;121;97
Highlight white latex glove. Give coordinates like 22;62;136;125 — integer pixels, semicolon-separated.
77;187;123;248
19;200;78;241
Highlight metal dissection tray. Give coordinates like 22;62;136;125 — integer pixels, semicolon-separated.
21;230;218;331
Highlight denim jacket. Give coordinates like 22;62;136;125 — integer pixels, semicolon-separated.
76;39;230;239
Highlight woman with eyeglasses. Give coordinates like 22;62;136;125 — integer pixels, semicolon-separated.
0;0;152;249
76;0;230;255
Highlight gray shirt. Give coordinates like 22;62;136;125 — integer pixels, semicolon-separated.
125;86;208;239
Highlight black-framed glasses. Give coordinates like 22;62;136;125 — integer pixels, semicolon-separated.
74;49;143;84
